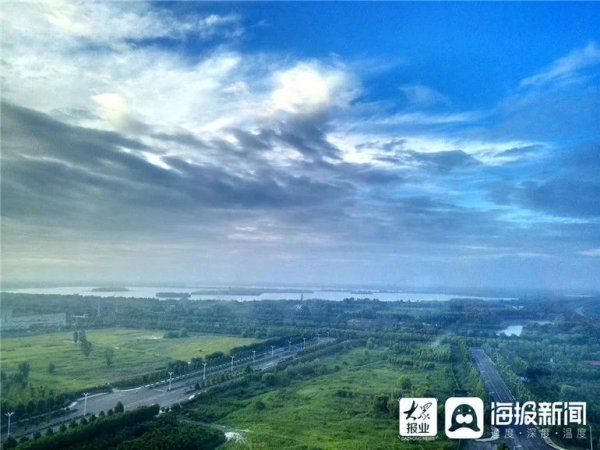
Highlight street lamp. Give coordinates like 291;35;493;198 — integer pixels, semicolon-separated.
271;345;274;357
203;362;207;380
252;350;256;364
303;337;306;349
230;355;234;372
5;412;14;437
83;393;90;416
168;371;174;391
288;339;292;352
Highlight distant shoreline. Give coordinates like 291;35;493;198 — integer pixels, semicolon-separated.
90;287;130;292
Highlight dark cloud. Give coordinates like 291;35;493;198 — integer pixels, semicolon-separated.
0;103;352;233
488;143;600;218
497;144;544;158
410;150;480;172
151;131;209;148
518;178;600;218
3;101;600;289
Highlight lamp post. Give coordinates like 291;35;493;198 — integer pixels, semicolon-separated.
83;392;90;416
252;350;256;364
303;337;306;349
288;339;292;352
5;412;14;437
168;371;174;391
271;345;274;357
203;362;207;380
230;355;234;372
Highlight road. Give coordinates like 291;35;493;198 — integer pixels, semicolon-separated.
467;348;554;450
8;338;335;439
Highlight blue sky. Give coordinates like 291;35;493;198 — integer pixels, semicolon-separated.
1;2;599;291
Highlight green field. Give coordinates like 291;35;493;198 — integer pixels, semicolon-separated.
189;347;455;450
0;328;260;401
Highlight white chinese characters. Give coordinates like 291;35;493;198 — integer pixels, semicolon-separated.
491;401;587;427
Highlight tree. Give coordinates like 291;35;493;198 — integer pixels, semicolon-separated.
388;398;399;419
18;361;30;381
366;337;375;349
3;436;17;449
46;427;54;436
104;347;115;367
80;338;93;357
371;395;389;414
114;401;124;413
73;331;79;343
261;372;276;386
59;423;67;433
36;398;47;414
47;362;56;374
400;376;412;391
15;402;26;417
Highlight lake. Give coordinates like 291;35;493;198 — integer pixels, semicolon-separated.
4;286;516;302
497;320;552;336
497;325;524;336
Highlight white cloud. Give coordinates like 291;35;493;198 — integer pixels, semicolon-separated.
92;93;139;133
399;84;449;107
520;42;600;87
269;62;358;115
366;111;480;126
329;132;543;167
2;1;243;48
1;1;250;144
578;248;600;257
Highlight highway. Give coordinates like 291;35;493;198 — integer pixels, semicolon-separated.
467;348;554;450
8;338;335;440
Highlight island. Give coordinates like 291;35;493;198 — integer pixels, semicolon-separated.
90;287;130;292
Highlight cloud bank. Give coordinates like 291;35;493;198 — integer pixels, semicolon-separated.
1;2;599;290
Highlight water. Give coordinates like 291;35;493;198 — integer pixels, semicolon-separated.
497;325;523;336
4;286;515;302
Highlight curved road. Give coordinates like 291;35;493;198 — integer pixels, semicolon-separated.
7;338;335;440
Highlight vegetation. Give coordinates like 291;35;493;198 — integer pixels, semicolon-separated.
0;328;260;406
185;345;459;449
6;405;223;450
1;292;598;449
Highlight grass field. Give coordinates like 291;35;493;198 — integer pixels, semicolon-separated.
190;347;456;450
1;328;260;401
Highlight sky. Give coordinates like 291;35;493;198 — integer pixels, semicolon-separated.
1;2;599;291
